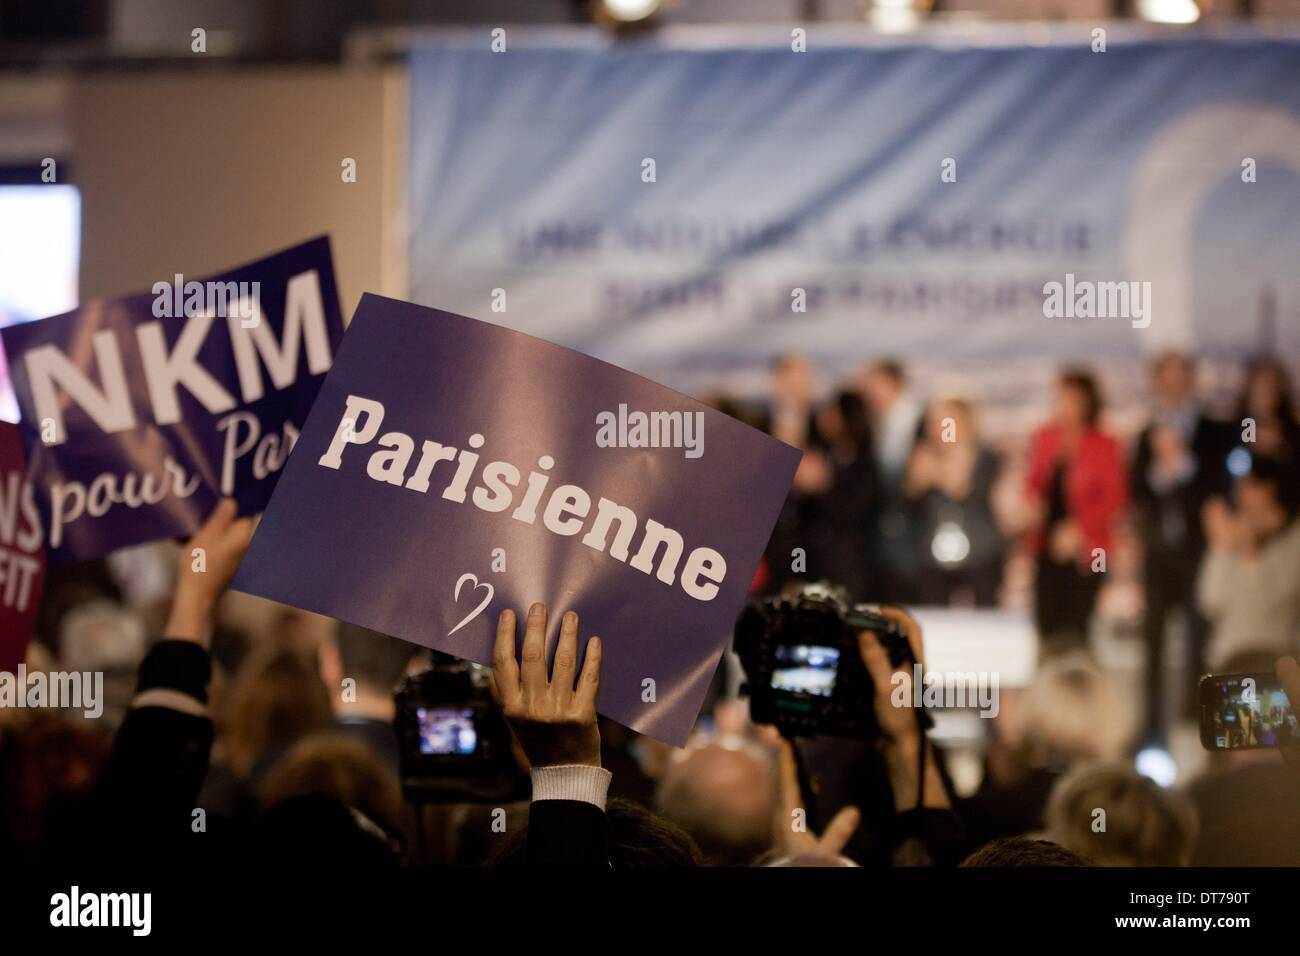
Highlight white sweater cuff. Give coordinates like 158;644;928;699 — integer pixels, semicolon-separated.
530;765;612;810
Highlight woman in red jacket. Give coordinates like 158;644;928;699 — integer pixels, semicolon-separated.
1025;370;1129;646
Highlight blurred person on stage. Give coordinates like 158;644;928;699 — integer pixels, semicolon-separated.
1024;370;1128;646
760;354;834;592
813;389;881;600
860;359;925;600
904;396;1005;607
1132;352;1233;741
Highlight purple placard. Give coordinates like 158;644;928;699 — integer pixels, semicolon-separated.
233;294;799;745
1;237;343;561
0;421;45;672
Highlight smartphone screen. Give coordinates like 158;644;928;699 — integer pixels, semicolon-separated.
1199;673;1299;751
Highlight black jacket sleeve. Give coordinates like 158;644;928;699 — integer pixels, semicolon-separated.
95;639;214;862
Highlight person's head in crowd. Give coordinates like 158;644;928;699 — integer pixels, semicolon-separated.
961;836;1091;867
654;740;777;866
1234;455;1300;538
223;645;333;779
58;601;148;730
1054;369;1102;432
318;622;418;720
763;852;859;867
604;798;705;867
860;359;908;416
1004;650;1132;775
0;718;110;862
254;794;402;866
488;797;703;867
1152;351;1194;407
772;353;817;409
259;734;408;847
206;624;254;733
1043;762;1197;866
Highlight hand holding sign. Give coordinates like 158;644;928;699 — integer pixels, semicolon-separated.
491;604;602;769
164;498;256;646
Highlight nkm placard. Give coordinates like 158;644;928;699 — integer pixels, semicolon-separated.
1;237;344;561
234;295;799;746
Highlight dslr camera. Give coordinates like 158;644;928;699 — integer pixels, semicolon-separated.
734;582;923;741
394;654;527;803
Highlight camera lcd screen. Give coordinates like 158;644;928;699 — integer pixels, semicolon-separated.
771;644;840;697
416;706;479;755
1205;675;1297;750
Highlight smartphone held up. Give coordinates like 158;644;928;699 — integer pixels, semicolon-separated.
1199;672;1300;751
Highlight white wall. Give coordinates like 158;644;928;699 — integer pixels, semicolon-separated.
66;64;408;317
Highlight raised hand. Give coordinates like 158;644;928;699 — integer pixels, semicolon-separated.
491;603;602;768
165;498;256;645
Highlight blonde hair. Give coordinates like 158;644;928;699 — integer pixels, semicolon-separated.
1014;650;1132;766
1044;762;1197;867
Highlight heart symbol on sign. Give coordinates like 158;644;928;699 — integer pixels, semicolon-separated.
449;572;494;637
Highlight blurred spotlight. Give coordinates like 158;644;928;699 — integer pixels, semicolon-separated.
599;0;663;23
931;521;971;566
867;0;930;33
1136;746;1178;787
1137;0;1202;23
